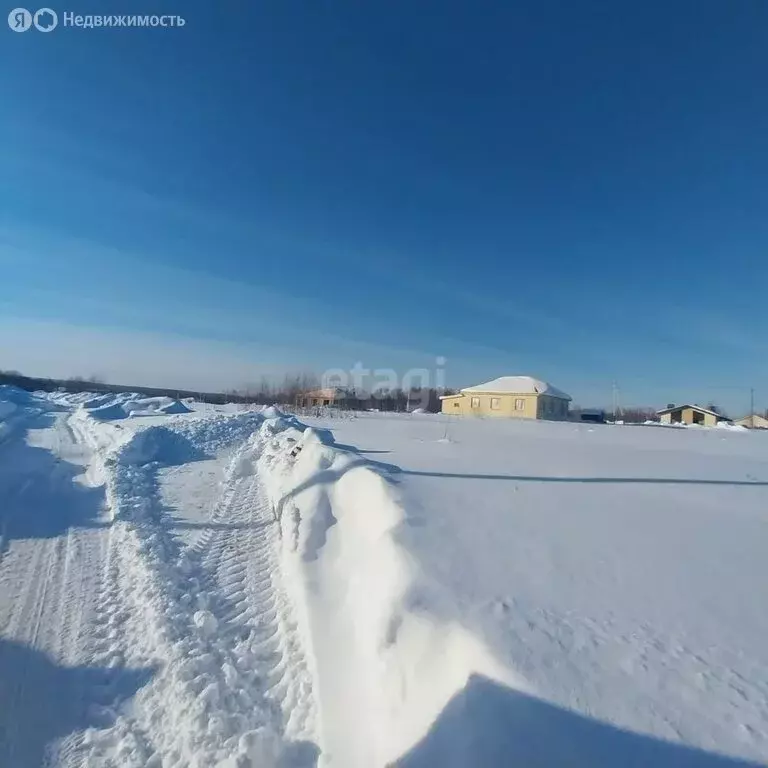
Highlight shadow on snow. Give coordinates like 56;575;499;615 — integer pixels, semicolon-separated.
0;411;108;552
394;674;762;768
277;445;765;767
277;455;768;515
0;638;153;768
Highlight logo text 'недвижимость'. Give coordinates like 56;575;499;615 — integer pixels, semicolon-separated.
7;8;185;31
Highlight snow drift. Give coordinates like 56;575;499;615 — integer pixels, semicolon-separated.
0;399;17;421
160;399;192;414
0;386;37;441
255;419;525;767
85;401;128;420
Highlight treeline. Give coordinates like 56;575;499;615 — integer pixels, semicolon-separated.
0;370;250;405
228;375;454;412
1;369;453;412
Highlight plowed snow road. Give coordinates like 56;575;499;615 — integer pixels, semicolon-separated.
0;406;114;767
0;399;319;767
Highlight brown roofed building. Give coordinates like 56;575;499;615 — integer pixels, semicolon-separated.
295;387;360;409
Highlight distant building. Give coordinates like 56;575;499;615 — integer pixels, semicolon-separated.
656;404;730;427
579;409;606;424
440;376;571;420
734;413;768;429
295;387;359;409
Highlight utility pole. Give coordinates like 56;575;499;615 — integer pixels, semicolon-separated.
612;381;620;422
750;386;755;417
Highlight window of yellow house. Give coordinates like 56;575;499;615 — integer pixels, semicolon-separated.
514;398;525;410
471;397;480;408
490;397;501;410
453;402;460;408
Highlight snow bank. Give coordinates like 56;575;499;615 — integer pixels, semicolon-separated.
50;392;195;419
116;425;207;466
0;386;39;441
170;411;265;455
120;396;194;416
0;384;31;405
160;399;192;414
715;421;748;432
256;421;524;766
0;397;18;441
83;393;120;409
86;401;128;420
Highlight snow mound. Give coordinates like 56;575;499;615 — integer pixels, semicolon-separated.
301;426;335;447
0;389;24;441
85;401;128;420
117;425;208;466
82;393;119;409
715;422;748;432
0;385;38;430
170;412;265;454
159;399;192;414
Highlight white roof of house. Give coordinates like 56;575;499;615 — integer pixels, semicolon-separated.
460;376;571;400
656;404;727;419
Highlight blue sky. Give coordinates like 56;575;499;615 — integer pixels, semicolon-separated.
1;0;767;411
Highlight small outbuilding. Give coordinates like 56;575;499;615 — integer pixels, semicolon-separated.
656;404;729;427
733;413;768;430
579;409;606;424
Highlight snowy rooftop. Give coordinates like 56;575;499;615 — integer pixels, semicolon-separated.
656;404;727;419
301;387;352;399
460;376;571;400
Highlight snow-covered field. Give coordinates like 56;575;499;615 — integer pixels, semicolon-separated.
1;387;767;767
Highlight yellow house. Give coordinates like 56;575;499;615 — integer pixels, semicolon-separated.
734;413;768;429
656;404;728;427
440;376;571;420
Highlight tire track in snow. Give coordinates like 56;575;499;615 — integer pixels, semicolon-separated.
0;538;57;768
194;472;317;743
78;430;320;767
3;537;47;640
0;411;114;768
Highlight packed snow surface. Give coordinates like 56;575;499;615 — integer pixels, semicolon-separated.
1;386;767;767
294;411;768;766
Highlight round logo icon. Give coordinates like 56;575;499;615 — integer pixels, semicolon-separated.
33;7;57;31
8;7;32;31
